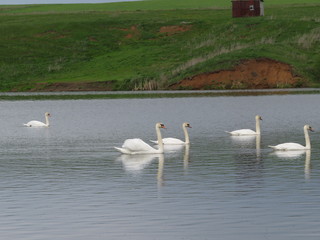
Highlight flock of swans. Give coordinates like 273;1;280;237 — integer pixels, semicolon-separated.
24;112;314;155
113;115;314;155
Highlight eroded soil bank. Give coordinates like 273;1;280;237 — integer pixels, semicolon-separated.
29;58;306;91
170;58;306;90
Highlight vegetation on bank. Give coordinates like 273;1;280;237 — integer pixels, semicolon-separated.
2;89;320;101
0;0;319;91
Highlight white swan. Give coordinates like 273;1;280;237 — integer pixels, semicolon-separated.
114;123;166;155
151;122;191;145
226;115;262;136
269;125;314;151
24;112;51;127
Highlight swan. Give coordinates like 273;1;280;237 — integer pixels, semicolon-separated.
24;112;51;127
269;125;314;151
151;122;191;145
226;115;262;136
114;123;166;155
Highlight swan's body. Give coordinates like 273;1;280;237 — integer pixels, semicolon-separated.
269;125;314;151
114;123;166;155
226;115;262;136
24;112;51;127
151;122;191;145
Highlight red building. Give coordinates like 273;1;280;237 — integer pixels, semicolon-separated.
232;0;264;18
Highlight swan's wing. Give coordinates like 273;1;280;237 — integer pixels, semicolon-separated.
269;142;306;151
24;120;46;127
150;138;185;145
122;138;156;152
228;129;256;135
162;138;185;145
114;147;132;154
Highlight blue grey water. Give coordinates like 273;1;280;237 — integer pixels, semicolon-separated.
1;94;320;240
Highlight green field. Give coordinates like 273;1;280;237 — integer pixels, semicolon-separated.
0;0;319;91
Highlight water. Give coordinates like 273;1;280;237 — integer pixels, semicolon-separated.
1;94;320;240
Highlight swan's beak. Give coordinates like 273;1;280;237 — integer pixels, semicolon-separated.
310;128;315;132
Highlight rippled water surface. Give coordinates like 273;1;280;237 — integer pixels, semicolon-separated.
1;94;320;240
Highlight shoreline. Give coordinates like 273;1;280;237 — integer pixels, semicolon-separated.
1;88;320;100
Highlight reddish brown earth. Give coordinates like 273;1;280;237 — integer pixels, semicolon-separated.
121;24;192;39
170;58;305;90
159;25;192;36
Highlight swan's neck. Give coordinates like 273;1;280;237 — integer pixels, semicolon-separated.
304;127;311;149
45;115;50;126
255;118;261;135
156;126;164;153
183;125;190;144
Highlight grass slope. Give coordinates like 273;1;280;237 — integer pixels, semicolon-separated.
0;0;319;91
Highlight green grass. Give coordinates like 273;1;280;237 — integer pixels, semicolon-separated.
0;0;320;91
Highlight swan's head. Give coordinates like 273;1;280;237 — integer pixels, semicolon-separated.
183;122;192;128
256;115;262;121
305;125;314;132
156;123;166;129
45;112;51;117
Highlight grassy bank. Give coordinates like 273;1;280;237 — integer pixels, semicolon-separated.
0;0;319;91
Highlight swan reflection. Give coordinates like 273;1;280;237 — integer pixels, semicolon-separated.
183;145;190;170
272;150;306;159
163;144;184;153
256;135;261;159
117;154;160;172
118;154;166;186
230;134;261;159
230;135;256;143
157;154;164;188
271;150;311;179
305;150;311;180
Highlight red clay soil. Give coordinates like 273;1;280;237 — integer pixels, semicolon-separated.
122;24;192;39
170;58;305;90
124;25;140;39
159;25;192;36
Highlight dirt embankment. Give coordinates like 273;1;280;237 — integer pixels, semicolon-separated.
29;58;305;92
170;58;306;90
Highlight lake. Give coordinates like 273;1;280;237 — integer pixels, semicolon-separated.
1;93;320;240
